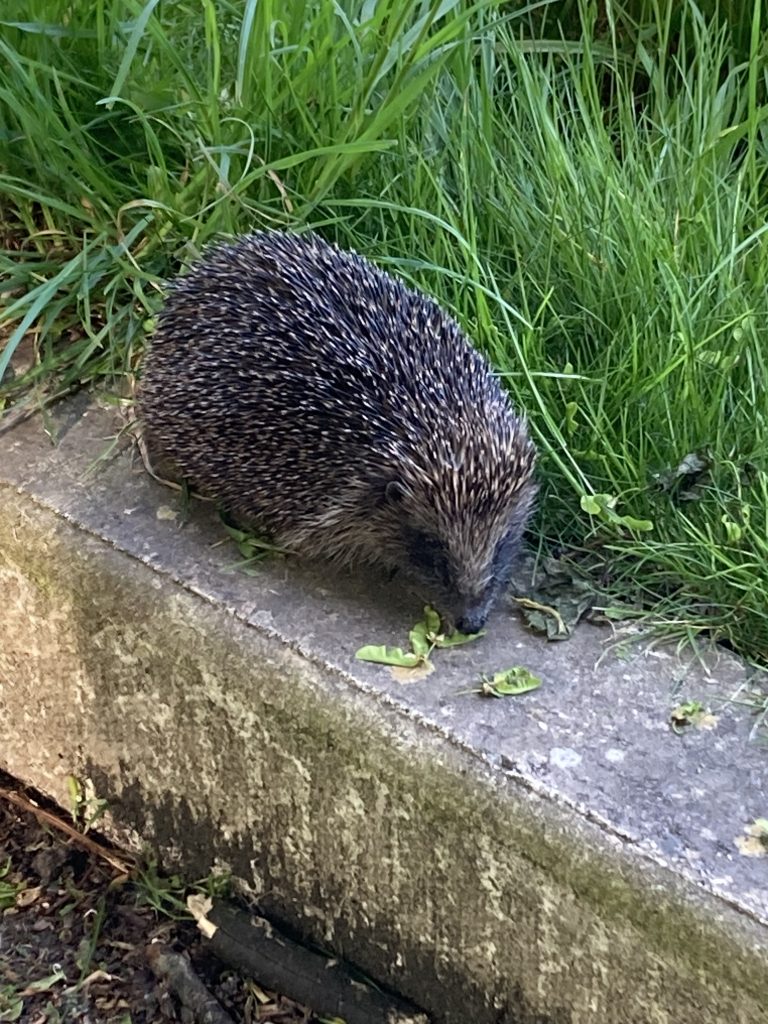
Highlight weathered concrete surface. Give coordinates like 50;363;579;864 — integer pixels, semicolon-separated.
1;394;766;1024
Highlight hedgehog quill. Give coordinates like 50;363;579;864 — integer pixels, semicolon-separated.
139;231;537;633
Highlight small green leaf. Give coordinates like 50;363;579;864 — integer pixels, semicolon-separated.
670;700;707;733
359;606;482;673
221;523;249;543
423;605;442;635
580;494;602;515
0;995;24;1022
565;400;578;434
698;348;739;370
0;886;20;912
598;604;637;621
220;519;286;566
409;606;447;653
355;645;424;667
618;514;653;532
66;775;82;806
25;970;66;994
481;666;542;697
721;515;743;543
580;493;653;532
435;628;486;647
408;622;431;657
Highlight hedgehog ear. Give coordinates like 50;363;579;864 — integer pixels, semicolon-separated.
370;478;407;507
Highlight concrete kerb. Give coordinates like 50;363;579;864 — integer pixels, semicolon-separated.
1;395;767;1024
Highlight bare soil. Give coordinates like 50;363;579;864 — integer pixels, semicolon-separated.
0;781;317;1023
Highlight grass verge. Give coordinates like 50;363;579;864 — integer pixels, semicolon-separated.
1;0;767;668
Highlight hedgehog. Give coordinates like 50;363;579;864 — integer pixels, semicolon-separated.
139;231;537;634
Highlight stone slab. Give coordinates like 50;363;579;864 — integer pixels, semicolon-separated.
1;395;767;1024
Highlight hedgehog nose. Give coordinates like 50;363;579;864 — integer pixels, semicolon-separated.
456;610;488;635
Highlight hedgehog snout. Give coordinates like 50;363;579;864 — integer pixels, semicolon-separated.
455;604;492;636
449;520;527;633
450;576;502;635
398;511;520;633
398;523;489;630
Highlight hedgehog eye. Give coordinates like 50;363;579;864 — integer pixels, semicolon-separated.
405;530;451;586
370;479;406;508
384;480;406;505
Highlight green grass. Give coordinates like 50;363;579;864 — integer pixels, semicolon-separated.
1;0;767;668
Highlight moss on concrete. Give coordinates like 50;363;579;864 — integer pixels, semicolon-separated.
1;485;767;1024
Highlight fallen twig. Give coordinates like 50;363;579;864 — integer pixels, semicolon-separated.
146;943;236;1024
0;784;135;876
189;895;430;1024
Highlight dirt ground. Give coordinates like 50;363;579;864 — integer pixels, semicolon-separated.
0;782;319;1024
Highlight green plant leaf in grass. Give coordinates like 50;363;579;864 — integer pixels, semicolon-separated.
580;494;653;533
0;991;23;1022
721;517;742;543
564;400;579;435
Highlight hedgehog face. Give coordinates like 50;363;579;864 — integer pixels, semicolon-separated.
402;524;501;633
388;464;537;633
451;498;535;633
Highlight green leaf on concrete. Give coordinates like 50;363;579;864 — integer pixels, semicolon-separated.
428;605;486;645
408;616;433;657
478;666;542;697
358;606;485;674
669;700;718;733
435;628;486;647
409;605;485;650
422;605;442;636
355;645;424;668
514;597;568;639
220;519;286;567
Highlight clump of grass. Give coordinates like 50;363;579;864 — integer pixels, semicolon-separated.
1;0;767;667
